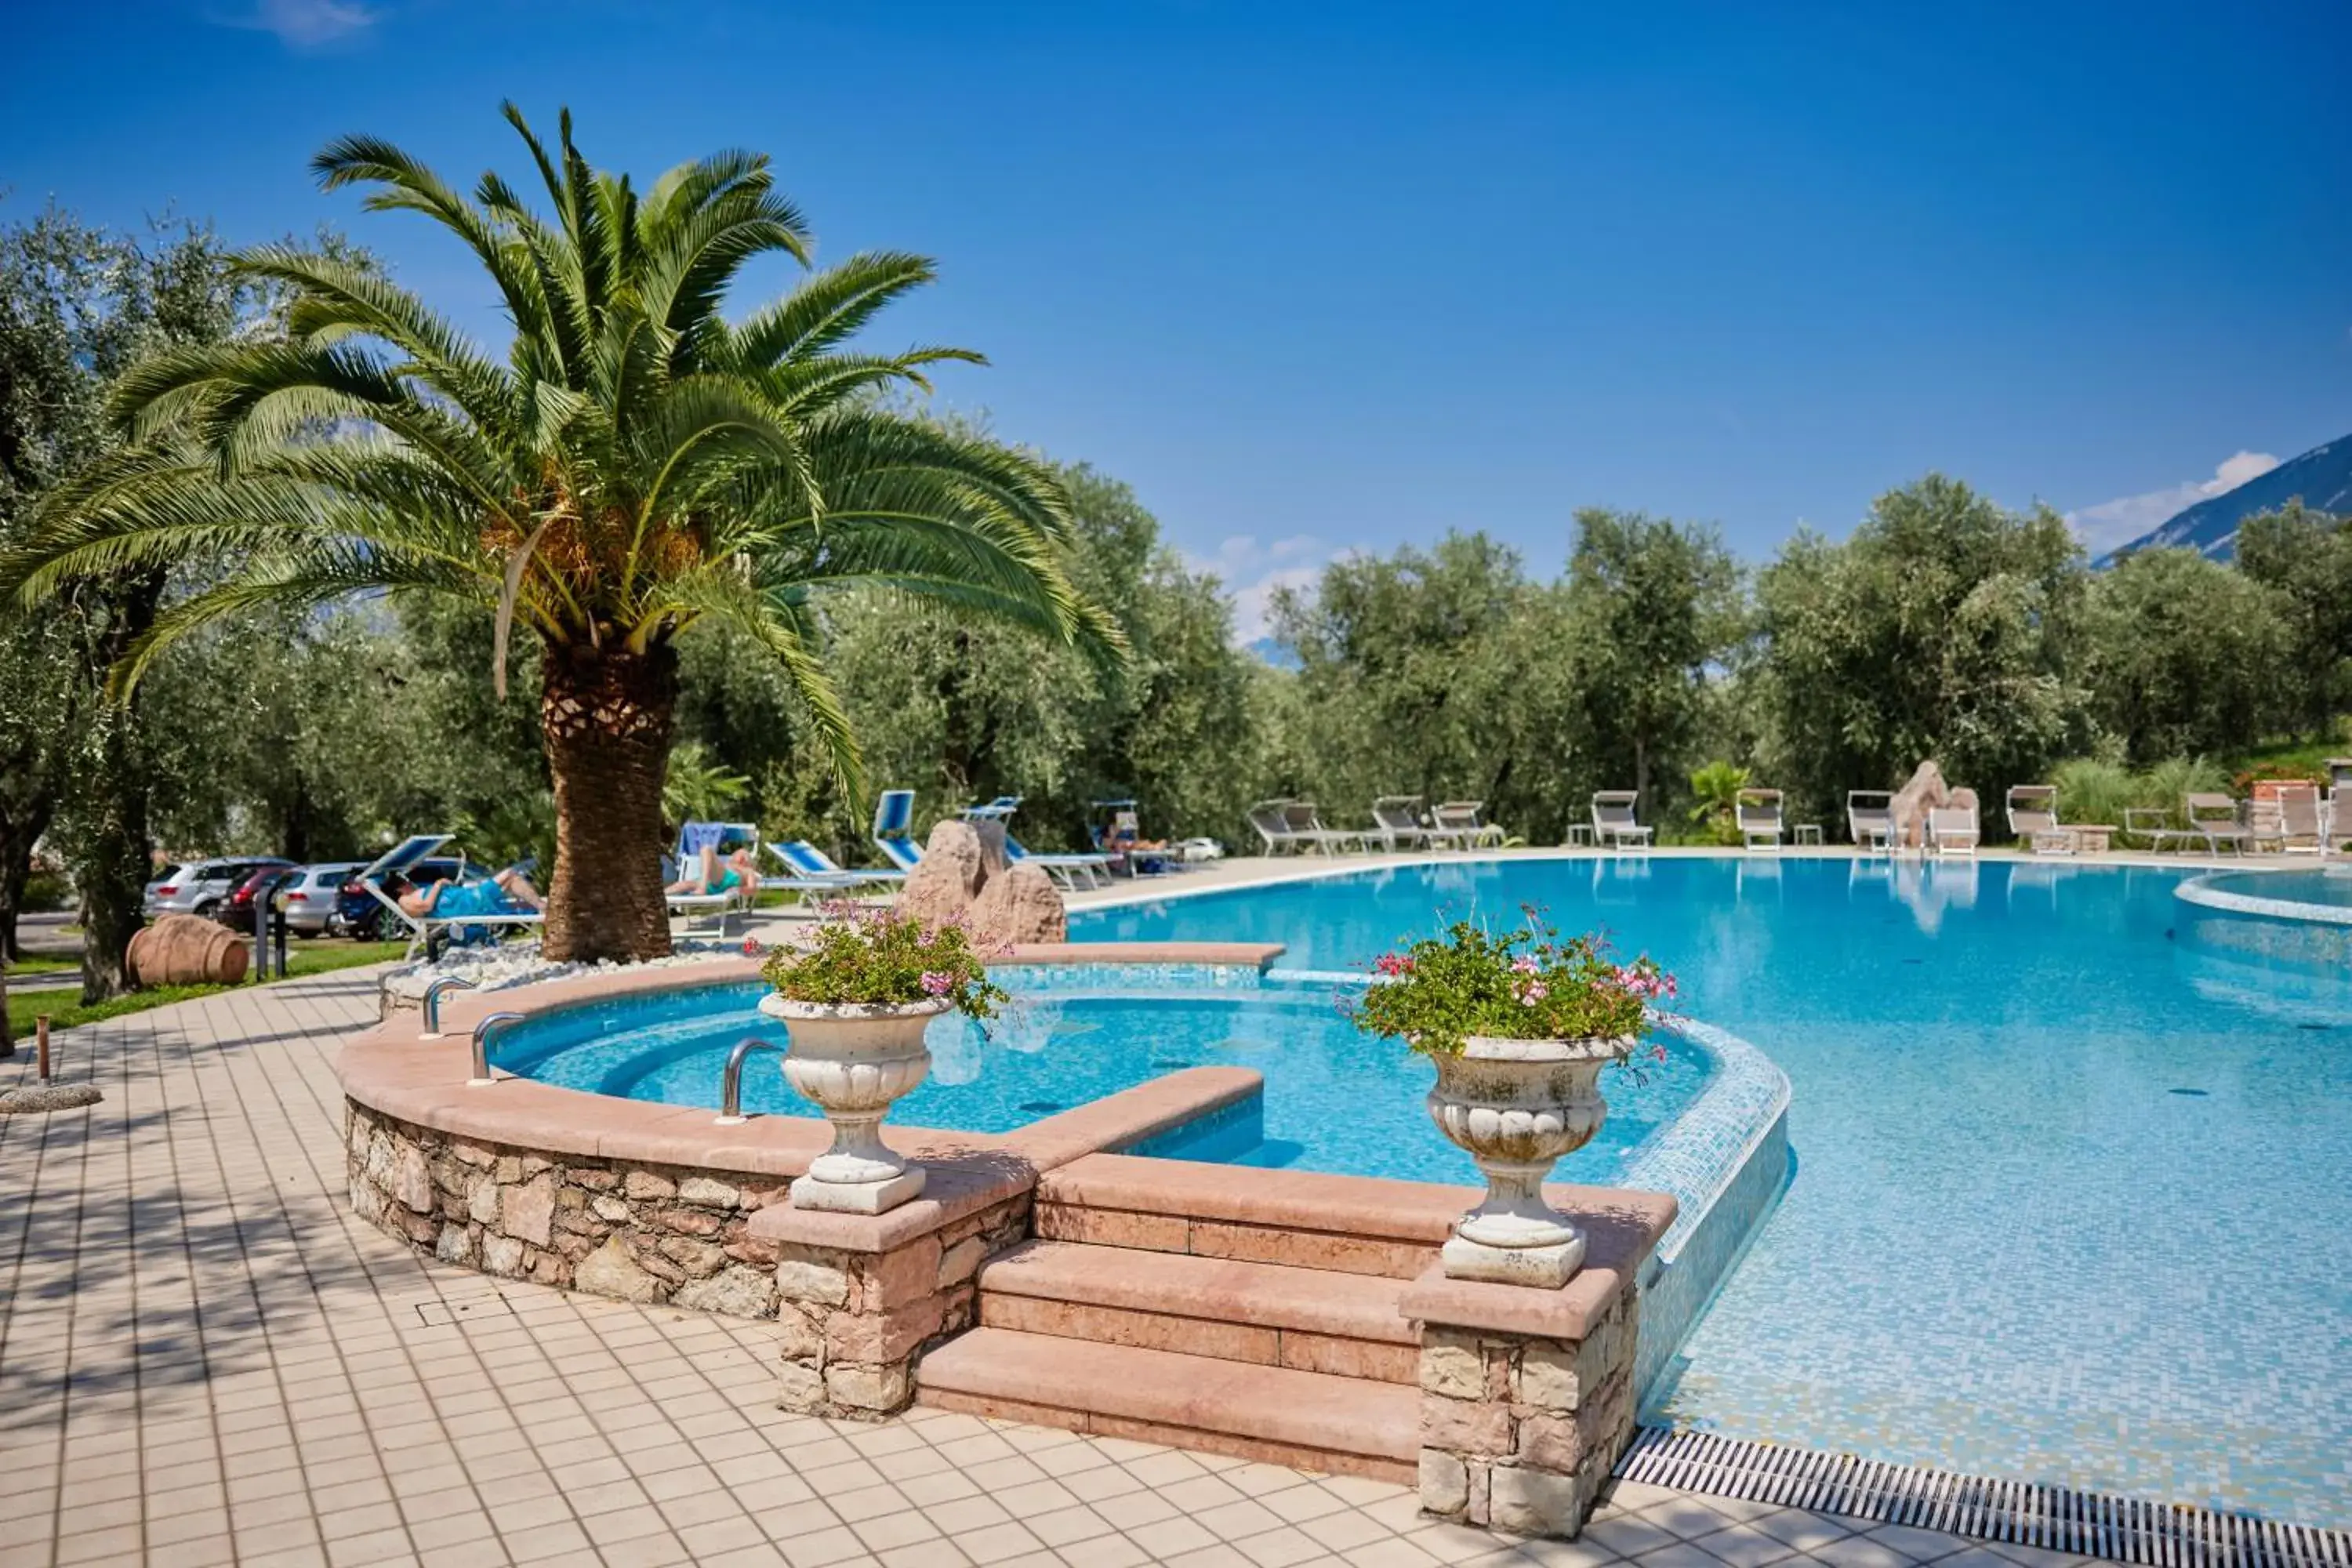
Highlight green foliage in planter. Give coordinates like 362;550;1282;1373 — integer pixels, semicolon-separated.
1346;918;1670;1057
760;908;1007;1021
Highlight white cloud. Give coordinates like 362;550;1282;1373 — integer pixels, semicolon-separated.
215;0;378;48
1182;534;1331;646
2064;449;2281;555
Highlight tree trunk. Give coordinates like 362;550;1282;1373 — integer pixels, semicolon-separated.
1634;736;1650;823
540;639;677;964
74;703;150;1004
0;800;49;964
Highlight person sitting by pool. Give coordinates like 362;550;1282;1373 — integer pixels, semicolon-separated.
385;866;544;920
666;844;760;900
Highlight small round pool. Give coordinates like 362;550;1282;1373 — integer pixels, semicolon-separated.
487;974;1715;1188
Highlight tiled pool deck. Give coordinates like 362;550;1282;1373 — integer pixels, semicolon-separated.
1;921;2097;1566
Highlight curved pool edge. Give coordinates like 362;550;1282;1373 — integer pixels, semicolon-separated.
1619;1016;1793;1410
2175;870;2352;968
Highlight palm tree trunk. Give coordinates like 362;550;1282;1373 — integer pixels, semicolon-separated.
540;640;678;964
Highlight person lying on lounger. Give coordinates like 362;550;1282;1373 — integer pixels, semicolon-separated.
385;866;544;920
666;844;760;899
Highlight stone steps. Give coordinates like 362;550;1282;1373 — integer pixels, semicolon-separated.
975;1240;1419;1383
915;1327;1419;1483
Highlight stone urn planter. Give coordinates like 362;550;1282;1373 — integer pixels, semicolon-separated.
1427;1035;1628;1287
758;994;949;1214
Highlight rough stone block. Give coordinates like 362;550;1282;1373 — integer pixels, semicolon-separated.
823;1360;910;1414
677;1175;739;1208
826;1294;944;1364
1489;1465;1590;1538
575;1235;662;1303
481;1234;524;1276
1419;1339;1484;1399
936;1236;985;1289
466;1179;499;1227
776;1256;851;1307
1420;1395;1512;1456
860;1235;944;1311
777;1359;825;1412
1418;1450;1469;1515
501;1174;554;1247
624;1170;677;1201
775;1302;826;1359
673;1265;774;1319
1515;1341;1582;1412
1515;1413;1586;1472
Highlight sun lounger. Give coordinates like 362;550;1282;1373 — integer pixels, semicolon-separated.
1432;801;1504;849
1736;789;1784;851
1591;792;1654;851
2005;786;2075;855
1926;804;1980;858
2183;793;2256;856
2268;785;2327;855
766;839;904;889
1371;796;1432;851
1005;832;1114;890
1247;800;1312;855
873;789;923;873
1846;790;1895;852
358;833;546;959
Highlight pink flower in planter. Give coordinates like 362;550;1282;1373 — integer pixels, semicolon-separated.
920;971;956;997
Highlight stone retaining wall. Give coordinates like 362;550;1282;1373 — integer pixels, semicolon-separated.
347;1101;1036;1420
347;1102;792;1316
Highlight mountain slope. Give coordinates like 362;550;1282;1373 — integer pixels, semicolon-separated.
2107;434;2352;562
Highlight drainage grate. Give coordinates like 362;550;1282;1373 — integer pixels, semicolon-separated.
1614;1427;2352;1568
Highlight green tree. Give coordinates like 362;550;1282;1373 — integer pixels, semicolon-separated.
1751;474;2088;825
2235;499;2352;737
1;108;1112;964
759;460;1257;855
1272;532;1569;836
0;212;261;993
2077;547;2291;761
1560;508;1742;818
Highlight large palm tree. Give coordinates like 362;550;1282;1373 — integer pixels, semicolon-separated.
0;107;1115;962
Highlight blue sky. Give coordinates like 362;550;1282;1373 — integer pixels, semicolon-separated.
8;2;2349;637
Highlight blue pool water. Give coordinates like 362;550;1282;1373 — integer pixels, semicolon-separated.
2194;866;2352;911
494;978;1713;1188
1080;856;2352;1526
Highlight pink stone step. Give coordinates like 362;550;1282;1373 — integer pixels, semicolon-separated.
915;1327;1417;1483
975;1240;1420;1381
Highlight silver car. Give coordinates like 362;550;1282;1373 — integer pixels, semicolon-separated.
274;862;364;936
143;857;295;920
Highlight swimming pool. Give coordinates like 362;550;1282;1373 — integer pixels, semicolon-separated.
1082;856;2352;1527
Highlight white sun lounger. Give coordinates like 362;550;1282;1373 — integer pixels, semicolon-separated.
2183;793;2256;856
1591;791;1653;851
1846;790;1895;852
2005;786;2074;855
1737;789;1785;852
1927;804;1980;858
1371;796;1432;851
1432;801;1504;849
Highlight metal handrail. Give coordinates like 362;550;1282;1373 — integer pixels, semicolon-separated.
420;976;477;1036
716;1035;786;1125
469;1011;524;1087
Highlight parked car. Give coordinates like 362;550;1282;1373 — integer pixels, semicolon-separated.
270;862;365;937
332;857;474;941
212;865;305;931
145;857;296;920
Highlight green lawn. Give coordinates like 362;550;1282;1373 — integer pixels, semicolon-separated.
5;939;405;1039
2;953;75;976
